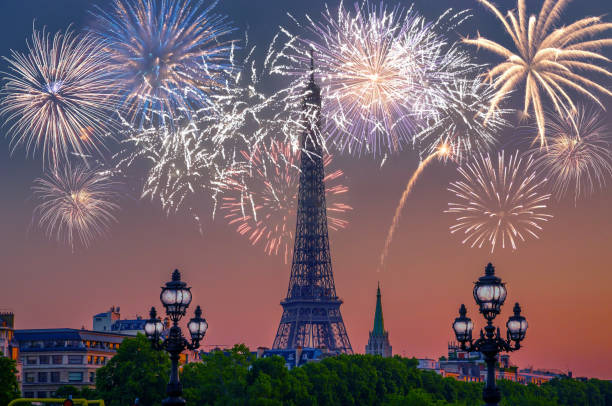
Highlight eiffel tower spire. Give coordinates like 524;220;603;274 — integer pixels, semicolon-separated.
272;53;353;354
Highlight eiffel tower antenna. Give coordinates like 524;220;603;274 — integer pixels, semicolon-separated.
272;53;353;354
310;49;315;82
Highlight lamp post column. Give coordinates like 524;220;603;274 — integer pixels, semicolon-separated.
164;325;185;406
482;324;501;405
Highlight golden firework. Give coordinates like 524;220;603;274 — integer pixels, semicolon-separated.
464;0;612;145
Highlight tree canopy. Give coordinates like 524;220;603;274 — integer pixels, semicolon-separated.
89;338;612;406
0;354;20;406
95;334;170;406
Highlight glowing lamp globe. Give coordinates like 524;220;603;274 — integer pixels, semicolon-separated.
507;303;528;342
473;263;507;320
160;269;192;320
452;304;473;343
187;305;208;342
144;307;164;339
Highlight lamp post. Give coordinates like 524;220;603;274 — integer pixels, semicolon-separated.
144;269;208;406
451;263;528;406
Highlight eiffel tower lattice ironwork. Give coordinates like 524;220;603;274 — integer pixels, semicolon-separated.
272;56;353;354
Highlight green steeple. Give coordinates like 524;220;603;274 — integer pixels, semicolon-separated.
372;282;385;336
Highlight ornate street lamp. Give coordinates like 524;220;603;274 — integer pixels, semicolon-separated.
451;263;528;406
144;269;208;406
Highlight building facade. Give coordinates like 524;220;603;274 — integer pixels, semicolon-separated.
93;306;147;336
92;307;121;332
0;312;20;385
420;342;565;385
0;312;18;360
15;329;129;398
365;284;392;357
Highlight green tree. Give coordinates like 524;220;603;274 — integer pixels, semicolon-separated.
53;385;81;398
95;334;170;406
53;385;99;400
0;354;20;406
181;344;252;406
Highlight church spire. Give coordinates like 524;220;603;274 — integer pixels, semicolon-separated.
372;282;385;336
365;282;392;357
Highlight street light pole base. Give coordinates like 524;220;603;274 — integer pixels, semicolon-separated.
483;386;501;406
162;396;186;406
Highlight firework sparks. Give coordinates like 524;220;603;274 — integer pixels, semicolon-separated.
464;0;612;145
221;141;351;263
32;163;120;249
114;115;243;223
531;106;612;202
270;3;473;157
446;151;553;253
113;42;274;225
1;26;116;167
92;0;236;127
416;76;512;162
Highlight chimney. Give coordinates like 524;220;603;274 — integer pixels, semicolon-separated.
295;346;303;368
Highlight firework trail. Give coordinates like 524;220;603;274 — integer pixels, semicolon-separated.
32;163;120;250
92;0;236;127
530;106;612;202
376;74;513;271
446;151;553;253
376;144;450;272
221;141;351;263
1;26;116;167
269;3;473;157
464;0;612;145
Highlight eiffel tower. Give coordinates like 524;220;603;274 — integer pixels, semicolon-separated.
272;56;353;354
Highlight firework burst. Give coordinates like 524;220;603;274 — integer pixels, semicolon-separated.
270;3;473;157
531;106;612;202
92;0;236;127
115;116;243;224
416;76;512;162
446;151;553;253
113;42;274;225
32;163;120;249
1;26;116;167
464;0;612;145
221;141;351;263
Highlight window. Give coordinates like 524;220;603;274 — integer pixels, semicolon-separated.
37;392;47;398
68;372;83;382
39;355;50;364
25;373;35;383
24;392;34;398
89;372;95;382
38;372;48;383
68;355;83;364
26;356;37;365
101;357;106;365
51;372;60;383
52;355;63;364
87;356;93;364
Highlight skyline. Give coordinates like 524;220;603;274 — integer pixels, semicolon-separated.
1;0;612;381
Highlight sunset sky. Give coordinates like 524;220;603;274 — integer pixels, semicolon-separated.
1;0;611;380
